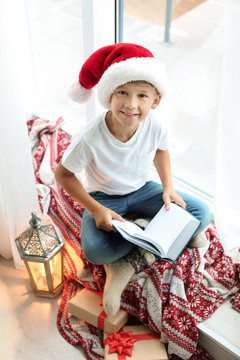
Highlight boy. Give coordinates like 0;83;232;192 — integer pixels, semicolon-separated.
55;43;211;316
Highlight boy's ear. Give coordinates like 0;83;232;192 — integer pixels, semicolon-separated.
151;95;161;109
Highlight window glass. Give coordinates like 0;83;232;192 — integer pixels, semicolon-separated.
123;0;225;196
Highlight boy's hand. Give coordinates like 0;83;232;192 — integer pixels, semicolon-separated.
163;190;186;211
92;205;124;232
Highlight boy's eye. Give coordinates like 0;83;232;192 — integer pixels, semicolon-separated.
117;90;127;95
139;94;148;98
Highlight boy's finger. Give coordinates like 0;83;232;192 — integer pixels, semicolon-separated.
164;201;171;211
112;212;125;222
178;199;186;208
181;200;186;209
117;215;125;222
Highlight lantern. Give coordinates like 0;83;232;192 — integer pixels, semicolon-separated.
15;212;64;298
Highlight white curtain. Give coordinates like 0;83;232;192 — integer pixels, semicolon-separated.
0;0;40;269
214;0;240;250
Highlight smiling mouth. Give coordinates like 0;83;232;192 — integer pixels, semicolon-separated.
121;111;138;118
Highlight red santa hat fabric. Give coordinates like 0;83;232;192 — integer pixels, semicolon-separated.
69;43;169;109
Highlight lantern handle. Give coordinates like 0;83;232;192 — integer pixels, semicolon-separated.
29;212;42;229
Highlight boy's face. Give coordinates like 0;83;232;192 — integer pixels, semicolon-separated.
109;81;161;131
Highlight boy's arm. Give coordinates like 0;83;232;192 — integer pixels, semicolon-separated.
55;163;124;231
153;149;186;210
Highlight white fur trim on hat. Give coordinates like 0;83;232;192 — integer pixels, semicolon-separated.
97;57;170;109
68;81;92;103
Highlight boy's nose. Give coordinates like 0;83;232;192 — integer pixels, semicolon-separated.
125;95;137;109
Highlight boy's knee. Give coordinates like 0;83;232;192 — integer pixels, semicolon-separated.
81;234;113;265
81;242;102;265
198;202;212;232
202;203;212;224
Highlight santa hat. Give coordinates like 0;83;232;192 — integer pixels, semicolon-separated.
69;43;169;109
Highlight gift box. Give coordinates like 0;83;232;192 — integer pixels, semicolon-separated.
104;325;168;360
68;288;129;333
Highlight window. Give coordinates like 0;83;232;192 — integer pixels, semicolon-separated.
123;0;225;197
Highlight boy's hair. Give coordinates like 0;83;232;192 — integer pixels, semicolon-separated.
115;80;160;96
69;43;169;109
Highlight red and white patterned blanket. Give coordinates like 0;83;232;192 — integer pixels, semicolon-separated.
27;116;240;360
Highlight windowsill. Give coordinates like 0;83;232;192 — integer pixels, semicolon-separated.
148;166;214;215
32;104;86;138
198;298;240;359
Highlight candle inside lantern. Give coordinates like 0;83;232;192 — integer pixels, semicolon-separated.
27;261;49;291
49;252;62;289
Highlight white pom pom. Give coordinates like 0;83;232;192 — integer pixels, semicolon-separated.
68;81;92;103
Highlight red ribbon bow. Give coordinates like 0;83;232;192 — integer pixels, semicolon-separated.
104;328;160;359
105;330;137;357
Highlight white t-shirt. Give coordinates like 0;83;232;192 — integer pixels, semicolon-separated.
62;111;168;195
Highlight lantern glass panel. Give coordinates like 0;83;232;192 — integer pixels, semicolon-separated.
27;261;49;291
39;226;61;254
49;252;62;289
25;229;45;256
18;229;30;249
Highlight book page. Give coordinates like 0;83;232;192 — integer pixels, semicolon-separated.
113;220;152;240
144;204;195;254
112;220;165;256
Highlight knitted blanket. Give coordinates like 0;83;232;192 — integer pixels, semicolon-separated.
27;116;240;360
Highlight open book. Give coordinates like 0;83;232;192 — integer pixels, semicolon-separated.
112;203;200;262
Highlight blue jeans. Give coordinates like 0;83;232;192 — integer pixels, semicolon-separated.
81;181;211;265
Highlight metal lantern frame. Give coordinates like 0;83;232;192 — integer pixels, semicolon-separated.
15;212;65;298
